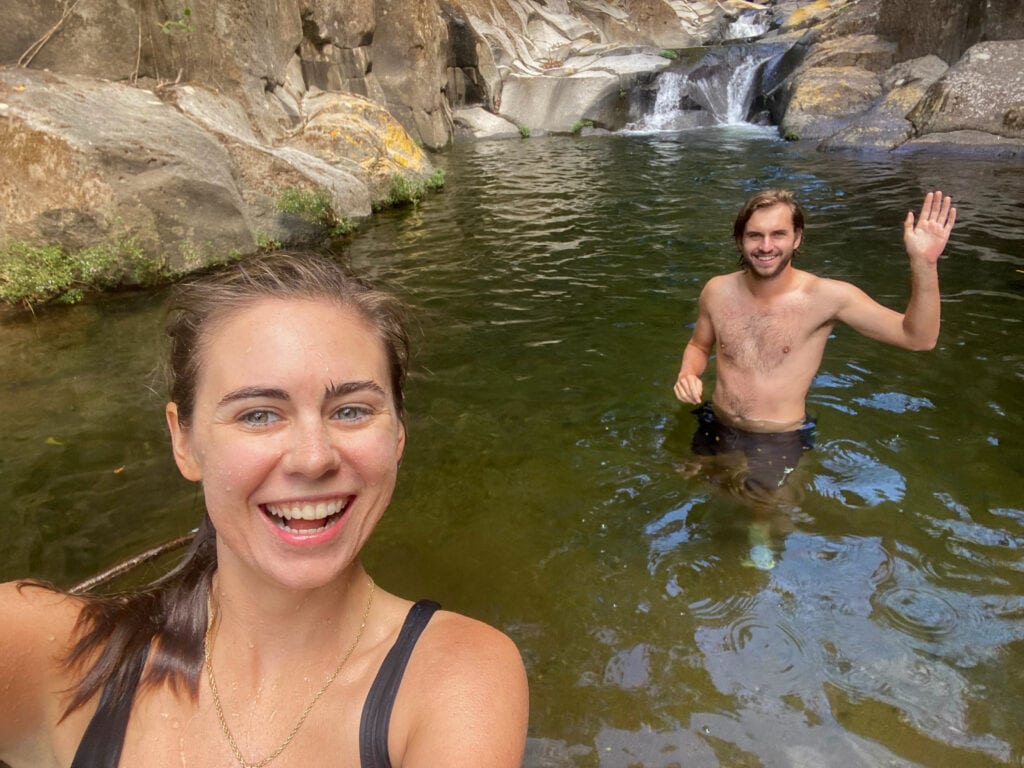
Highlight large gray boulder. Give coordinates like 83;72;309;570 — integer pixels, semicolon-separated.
373;0;453;150
908;40;1024;141
878;0;1024;65
453;106;523;140
0;66;435;275
820;55;947;151
163;84;375;230
777;65;882;140
498;50;671;132
0;68;256;272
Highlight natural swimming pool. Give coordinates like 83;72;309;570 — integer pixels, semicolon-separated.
2;128;1022;766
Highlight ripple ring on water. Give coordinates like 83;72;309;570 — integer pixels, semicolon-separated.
874;586;959;642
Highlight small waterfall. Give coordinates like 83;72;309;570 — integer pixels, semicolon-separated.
641;72;687;131
690;52;767;125
627;45;782;131
723;11;771;41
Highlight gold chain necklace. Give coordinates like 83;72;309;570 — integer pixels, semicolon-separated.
204;578;376;768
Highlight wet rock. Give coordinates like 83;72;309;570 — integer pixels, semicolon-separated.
896;130;1024;159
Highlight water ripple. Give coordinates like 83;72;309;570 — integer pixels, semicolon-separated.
812;439;906;508
688;592;760;623
697;611;814;696
874;586;960;641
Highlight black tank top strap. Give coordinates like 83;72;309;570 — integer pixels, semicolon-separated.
359;599;441;768
70;642;149;768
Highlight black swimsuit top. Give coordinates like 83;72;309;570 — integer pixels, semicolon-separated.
70;599;441;768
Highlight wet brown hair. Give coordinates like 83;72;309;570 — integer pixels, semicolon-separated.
58;252;411;715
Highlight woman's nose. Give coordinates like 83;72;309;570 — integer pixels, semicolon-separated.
284;421;341;478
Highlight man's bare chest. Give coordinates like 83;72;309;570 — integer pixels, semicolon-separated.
714;300;833;374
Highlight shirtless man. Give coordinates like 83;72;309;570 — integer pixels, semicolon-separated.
673;188;956;491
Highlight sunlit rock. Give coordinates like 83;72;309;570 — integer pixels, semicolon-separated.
820;54;948;152
908;40;1024;141
0;69;256;272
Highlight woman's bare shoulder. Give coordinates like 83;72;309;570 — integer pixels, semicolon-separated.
0;582;85;763
0;580;82;637
391;606;529;768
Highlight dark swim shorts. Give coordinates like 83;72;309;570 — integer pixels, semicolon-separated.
690;403;816;492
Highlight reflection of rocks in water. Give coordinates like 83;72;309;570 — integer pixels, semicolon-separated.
812;439;906;508
602;643;651;690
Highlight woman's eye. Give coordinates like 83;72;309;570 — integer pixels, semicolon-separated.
334;405;372;422
240;410;279;426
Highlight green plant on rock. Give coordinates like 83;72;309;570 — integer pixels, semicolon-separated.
159;6;194;34
256;231;282;251
572;119;594;135
0;239;161;308
659;49;679;60
275;187;353;238
371;170;446;212
519;125;531;139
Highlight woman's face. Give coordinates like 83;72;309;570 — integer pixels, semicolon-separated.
166;297;405;591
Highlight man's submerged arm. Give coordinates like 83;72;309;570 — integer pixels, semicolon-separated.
837;191;956;351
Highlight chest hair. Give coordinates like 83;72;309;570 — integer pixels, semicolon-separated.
717;300;826;375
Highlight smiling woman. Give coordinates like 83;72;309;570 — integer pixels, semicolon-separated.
0;252;529;768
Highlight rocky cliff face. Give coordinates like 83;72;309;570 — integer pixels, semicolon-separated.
1;0;1021;298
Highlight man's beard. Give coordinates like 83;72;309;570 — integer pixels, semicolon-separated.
743;249;793;280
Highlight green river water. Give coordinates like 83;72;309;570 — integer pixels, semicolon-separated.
2;127;1022;766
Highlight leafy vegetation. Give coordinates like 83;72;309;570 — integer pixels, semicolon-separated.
0;239;165;308
659;49;679;60
519;125;531;139
572;119;594;135
159;6;194;35
274;187;354;238
371;169;446;212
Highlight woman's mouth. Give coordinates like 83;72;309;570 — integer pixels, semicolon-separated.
262;497;351;534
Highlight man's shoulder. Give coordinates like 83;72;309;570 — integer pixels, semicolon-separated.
800;271;859;299
704;271;743;294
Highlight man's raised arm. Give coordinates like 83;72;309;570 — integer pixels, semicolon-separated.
836;191;956;351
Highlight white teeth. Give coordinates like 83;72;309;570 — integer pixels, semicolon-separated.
266;499;347;520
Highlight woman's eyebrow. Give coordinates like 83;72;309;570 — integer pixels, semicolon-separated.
324;380;386;399
218;386;289;406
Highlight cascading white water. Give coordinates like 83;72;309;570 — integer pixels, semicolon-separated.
723;11;771;41
693;53;767;125
642;72;687;131
627;45;781;131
